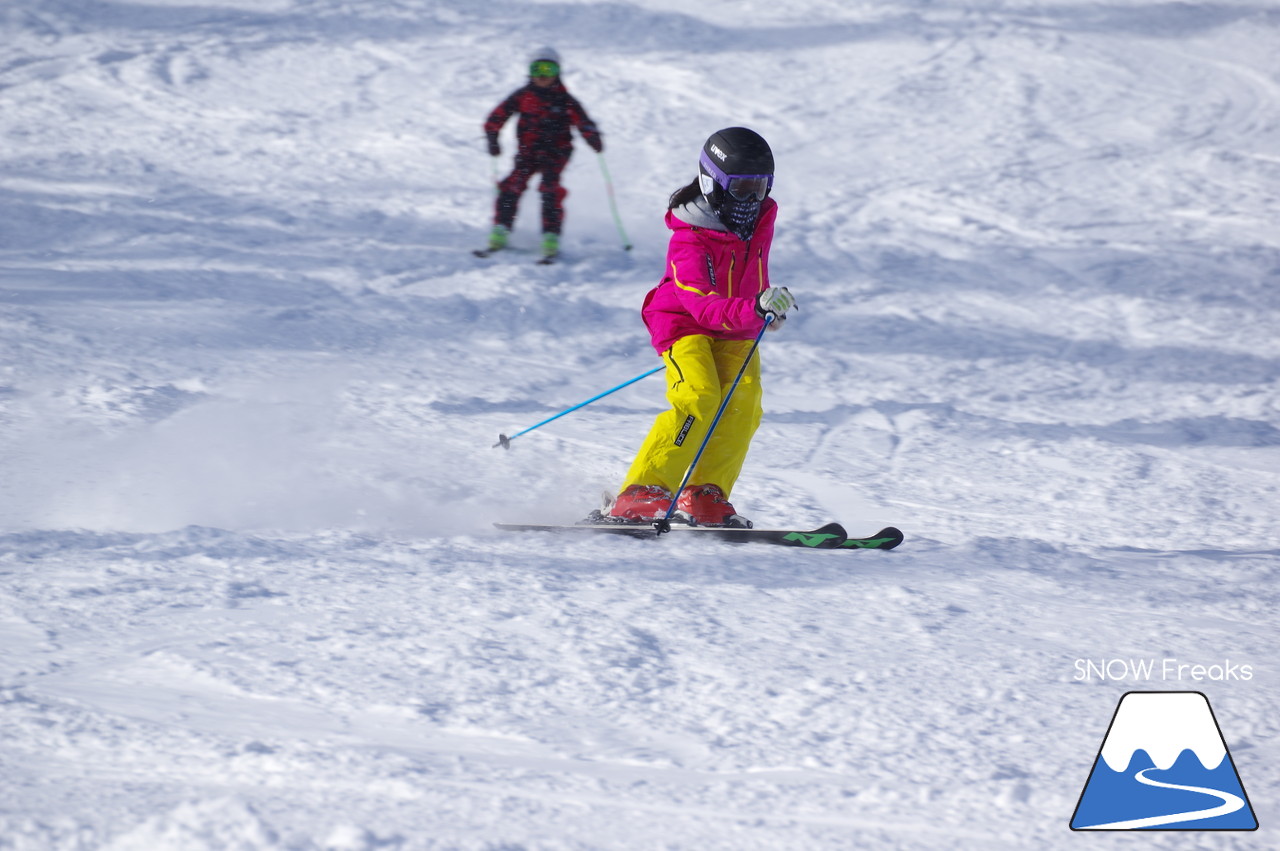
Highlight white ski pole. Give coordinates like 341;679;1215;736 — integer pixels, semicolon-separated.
597;153;632;251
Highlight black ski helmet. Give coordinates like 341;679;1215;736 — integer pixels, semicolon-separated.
698;127;773;201
698;127;774;239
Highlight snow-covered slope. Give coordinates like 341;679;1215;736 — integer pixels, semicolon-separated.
1;1;1277;847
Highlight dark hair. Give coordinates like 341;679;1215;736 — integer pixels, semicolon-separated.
668;178;702;210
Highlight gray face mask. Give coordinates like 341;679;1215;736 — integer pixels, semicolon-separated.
718;196;762;241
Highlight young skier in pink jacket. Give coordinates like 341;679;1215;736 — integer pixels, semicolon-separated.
607;127;796;527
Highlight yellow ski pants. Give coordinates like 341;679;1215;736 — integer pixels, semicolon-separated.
620;335;763;498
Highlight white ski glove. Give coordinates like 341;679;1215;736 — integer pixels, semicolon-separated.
755;287;796;323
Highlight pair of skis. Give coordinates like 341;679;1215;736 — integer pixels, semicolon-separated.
473;246;557;265
494;519;903;551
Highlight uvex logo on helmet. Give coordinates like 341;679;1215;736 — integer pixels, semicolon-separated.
709;144;728;162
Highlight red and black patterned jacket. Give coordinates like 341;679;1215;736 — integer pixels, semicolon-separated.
484;80;602;156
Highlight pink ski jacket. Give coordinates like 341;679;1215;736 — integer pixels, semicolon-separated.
640;198;777;354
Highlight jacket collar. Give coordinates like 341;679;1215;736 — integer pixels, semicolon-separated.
671;194;727;232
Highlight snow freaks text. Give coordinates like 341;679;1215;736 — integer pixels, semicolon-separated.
1073;659;1254;682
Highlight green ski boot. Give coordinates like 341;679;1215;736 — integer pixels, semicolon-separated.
539;232;560;264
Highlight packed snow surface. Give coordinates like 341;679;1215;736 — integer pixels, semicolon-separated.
2;0;1278;848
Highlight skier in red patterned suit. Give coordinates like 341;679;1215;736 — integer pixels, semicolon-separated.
483;47;604;261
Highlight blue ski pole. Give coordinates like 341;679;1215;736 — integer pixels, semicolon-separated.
495;365;663;449
655;315;774;534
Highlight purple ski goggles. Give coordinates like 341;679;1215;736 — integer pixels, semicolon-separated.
699;150;773;201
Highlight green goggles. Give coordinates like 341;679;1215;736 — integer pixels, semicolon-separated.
529;60;560;78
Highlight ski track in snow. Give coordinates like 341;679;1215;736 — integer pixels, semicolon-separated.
1;0;1278;848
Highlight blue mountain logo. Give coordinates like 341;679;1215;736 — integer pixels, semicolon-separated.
1071;691;1258;831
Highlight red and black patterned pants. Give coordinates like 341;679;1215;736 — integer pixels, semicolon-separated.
494;147;572;235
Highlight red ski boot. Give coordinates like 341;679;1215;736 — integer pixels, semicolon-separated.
676;484;752;528
607;485;674;522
